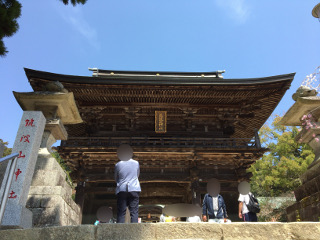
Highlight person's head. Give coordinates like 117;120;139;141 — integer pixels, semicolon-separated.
207;178;220;197
96;206;113;222
117;144;133;161
238;181;250;195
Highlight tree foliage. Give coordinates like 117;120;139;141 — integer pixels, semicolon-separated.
0;0;21;56
60;0;87;6
249;115;314;197
0;138;12;157
0;0;87;57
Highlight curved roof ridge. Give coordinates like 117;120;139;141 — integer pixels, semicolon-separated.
24;68;295;86
88;68;226;78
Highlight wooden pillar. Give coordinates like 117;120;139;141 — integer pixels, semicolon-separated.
191;180;201;206
254;128;261;148
75;181;86;223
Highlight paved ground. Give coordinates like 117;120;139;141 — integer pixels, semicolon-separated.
1;222;320;240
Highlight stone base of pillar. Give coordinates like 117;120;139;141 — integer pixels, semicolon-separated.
26;154;81;227
286;160;320;221
1;203;33;229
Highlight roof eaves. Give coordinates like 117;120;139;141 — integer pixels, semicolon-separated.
24;68;295;86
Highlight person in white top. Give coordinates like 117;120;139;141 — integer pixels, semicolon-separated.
238;190;258;221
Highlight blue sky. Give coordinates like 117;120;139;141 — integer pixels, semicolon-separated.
1;0;319;148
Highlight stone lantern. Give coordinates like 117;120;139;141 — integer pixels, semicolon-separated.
11;82;83;227
280;83;320;221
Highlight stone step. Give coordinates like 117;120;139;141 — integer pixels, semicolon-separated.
1;222;320;240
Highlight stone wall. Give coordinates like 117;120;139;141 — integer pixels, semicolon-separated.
1;222;320;240
286;160;320;222
26;155;80;227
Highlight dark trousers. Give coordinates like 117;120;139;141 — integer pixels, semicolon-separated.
243;212;258;222
117;191;140;223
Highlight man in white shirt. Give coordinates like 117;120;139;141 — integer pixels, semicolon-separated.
238;192;258;222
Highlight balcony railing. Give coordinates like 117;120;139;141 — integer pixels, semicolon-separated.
61;136;259;149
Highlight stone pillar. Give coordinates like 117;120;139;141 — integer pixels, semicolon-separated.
0;111;46;228
12;89;83;227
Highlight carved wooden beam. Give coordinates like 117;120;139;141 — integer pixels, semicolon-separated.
81;170;243;183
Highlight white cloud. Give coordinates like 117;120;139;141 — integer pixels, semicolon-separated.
214;0;251;24
54;3;100;50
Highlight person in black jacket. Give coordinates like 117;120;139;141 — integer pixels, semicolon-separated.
202;178;228;222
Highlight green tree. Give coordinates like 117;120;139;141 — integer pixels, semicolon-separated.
0;0;21;56
0;0;87;57
0;138;12;156
249;115;314;197
61;0;87;6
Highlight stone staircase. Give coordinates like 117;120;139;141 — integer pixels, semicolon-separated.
1;222;320;240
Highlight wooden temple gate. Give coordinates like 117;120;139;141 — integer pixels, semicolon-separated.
24;68;294;223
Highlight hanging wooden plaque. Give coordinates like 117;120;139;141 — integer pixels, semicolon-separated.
155;111;167;133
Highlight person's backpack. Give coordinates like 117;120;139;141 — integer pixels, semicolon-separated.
246;193;260;213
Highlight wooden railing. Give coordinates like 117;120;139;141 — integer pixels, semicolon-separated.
61;136;259;149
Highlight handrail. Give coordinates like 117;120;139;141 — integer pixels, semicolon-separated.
0;152;19;164
0;152;19;225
